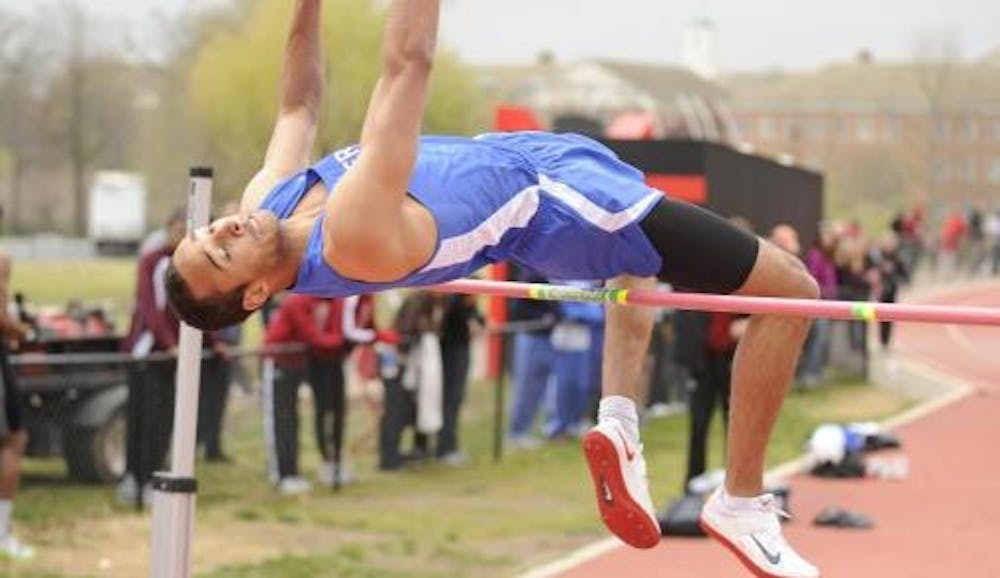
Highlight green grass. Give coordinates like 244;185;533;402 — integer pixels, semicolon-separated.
7;259;916;578
13;375;911;578
200;548;452;578
11;259;136;329
11;257;264;347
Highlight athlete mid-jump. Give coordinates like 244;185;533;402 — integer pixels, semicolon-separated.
167;2;820;576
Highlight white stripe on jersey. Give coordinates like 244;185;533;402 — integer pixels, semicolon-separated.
539;175;662;233
420;175;660;274
422;183;541;272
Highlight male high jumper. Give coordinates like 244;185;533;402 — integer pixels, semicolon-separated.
167;2;820;576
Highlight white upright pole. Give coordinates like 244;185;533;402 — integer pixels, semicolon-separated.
150;167;212;578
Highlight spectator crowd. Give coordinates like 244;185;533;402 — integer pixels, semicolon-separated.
118;198;1000;500
13;198;1000;510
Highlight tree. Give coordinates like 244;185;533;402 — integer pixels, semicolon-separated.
37;0;186;234
0;11;45;233
189;0;487;200
65;0;89;236
129;4;242;224
826;146;923;231
910;28;960;208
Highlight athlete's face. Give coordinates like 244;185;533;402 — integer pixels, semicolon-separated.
172;210;282;303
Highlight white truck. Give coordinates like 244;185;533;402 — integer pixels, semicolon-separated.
87;171;147;254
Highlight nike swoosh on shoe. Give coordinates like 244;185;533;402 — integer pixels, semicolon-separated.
750;534;782;565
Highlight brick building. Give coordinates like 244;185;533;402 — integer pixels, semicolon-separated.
725;55;1000;212
478;52;1000;219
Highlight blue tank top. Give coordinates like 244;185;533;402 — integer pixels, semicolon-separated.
259;132;663;297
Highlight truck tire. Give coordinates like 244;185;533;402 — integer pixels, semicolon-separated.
62;407;127;484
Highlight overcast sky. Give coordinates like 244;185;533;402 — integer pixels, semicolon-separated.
438;0;996;71
3;0;995;71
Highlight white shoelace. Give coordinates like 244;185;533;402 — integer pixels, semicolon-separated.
754;493;792;520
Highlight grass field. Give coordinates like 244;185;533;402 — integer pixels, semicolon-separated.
11;258;266;345
11;259;137;330
5;376;910;578
4;259;915;578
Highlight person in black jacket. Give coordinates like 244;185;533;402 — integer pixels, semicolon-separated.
874;233;909;350
437;294;483;464
674;310;745;490
675;217;753;490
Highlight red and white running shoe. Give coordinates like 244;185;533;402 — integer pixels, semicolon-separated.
700;488;820;578
582;420;660;549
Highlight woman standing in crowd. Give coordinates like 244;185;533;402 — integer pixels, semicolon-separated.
835;237;878;374
873;233;909;350
800;224;839;387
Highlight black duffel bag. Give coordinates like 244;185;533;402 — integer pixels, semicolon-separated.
658;493;707;537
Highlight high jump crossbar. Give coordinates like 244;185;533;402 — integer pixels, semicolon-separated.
433;279;1000;327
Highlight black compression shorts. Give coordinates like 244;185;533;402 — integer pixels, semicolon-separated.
638;197;760;294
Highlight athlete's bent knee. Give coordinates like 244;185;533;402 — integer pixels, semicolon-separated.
742;242;819;300
781;254;820;300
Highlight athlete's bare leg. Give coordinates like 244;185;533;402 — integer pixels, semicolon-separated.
583;275;662;549
0;431;26;501
725;240;818;496
700;239;821;577
601;275;658;405
0;430;29;553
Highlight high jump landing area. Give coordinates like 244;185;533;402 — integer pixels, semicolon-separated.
526;280;1000;578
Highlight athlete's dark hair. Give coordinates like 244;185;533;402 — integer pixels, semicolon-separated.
165;260;253;331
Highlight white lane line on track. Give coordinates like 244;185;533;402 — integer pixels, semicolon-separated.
518;539;621;578
945;324;1000;362
518;357;975;578
878;359;974;431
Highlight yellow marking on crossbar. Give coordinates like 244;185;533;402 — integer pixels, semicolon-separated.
852;303;877;321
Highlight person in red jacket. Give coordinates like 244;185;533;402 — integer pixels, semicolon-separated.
261;294;376;493
938;207;967;277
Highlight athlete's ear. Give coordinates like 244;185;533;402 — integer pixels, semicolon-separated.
242;280;271;312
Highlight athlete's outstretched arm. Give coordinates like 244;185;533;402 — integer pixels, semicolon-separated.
323;0;440;280
241;0;324;211
355;0;439;189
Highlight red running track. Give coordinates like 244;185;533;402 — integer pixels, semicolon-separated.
551;281;1000;578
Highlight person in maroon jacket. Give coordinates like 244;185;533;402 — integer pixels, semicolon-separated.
119;214;186;506
261;293;376;493
119;213;227;506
